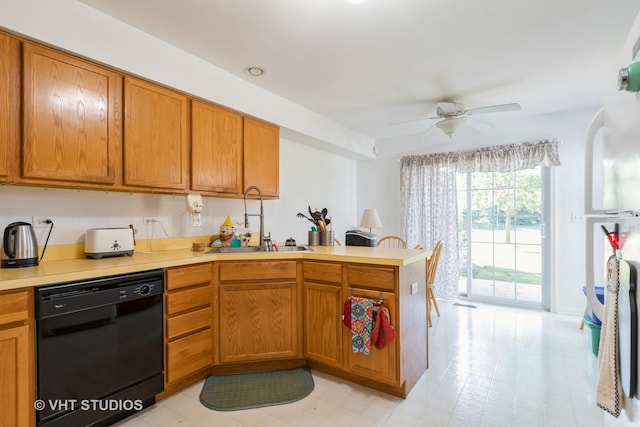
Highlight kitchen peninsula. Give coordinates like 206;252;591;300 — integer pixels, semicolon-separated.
0;244;429;426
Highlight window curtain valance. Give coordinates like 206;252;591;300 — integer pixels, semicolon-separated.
457;138;561;173
401;138;561;174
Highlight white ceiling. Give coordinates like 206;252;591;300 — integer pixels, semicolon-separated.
81;0;640;152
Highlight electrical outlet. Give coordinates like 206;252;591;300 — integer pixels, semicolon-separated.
571;212;585;223
33;216;55;228
190;213;202;227
143;217;158;225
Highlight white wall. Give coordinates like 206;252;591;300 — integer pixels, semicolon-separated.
357;108;601;315
356;159;402;238
0;140;356;247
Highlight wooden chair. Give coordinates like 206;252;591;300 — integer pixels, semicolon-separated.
377;235;407;249
426;240;443;327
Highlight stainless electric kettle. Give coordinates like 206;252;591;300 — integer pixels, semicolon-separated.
1;221;39;268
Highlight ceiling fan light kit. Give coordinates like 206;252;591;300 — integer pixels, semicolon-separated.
435;117;464;137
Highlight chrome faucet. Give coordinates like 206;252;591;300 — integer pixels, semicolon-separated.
243;186;265;248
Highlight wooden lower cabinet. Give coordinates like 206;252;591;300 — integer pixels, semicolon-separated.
219;281;297;363
303;261;427;398
217;260;299;363
164;257;425;400
302;261;343;368
0;289;34;427
303;282;342;368
164;263;213;388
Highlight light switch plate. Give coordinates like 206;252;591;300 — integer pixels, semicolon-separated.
410;282;418;295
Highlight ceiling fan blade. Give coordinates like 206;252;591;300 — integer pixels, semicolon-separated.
465;116;494;129
465;103;521;115
418;122;439;138
389;116;439;126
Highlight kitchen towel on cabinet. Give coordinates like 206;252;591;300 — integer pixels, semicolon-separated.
350;296;375;354
343;294;397;353
597;254;625;416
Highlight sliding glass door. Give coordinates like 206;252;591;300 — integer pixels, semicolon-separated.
457;167;549;308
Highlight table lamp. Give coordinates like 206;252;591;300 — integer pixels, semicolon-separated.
359;209;382;233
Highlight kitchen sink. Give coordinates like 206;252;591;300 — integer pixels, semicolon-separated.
275;245;313;252
207;245;313;254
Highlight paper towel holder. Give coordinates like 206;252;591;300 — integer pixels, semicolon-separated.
186;194;203;214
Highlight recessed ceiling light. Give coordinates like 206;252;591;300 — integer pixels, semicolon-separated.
245;66;264;77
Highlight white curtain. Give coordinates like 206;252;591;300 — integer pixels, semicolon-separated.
401;153;460;298
400;138;561;299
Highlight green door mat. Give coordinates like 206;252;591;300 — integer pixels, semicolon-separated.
199;367;314;411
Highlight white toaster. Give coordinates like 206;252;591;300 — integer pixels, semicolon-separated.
85;228;135;259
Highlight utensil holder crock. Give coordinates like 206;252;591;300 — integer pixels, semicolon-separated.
308;231;320;246
320;231;334;246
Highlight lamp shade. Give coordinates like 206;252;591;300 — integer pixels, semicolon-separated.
360;209;382;231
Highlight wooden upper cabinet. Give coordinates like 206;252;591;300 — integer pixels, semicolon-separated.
243;117;279;198
191;100;243;194
123;76;189;191
0;33;19;183
22;43;122;185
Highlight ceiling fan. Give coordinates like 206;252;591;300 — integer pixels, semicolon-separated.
394;101;521;137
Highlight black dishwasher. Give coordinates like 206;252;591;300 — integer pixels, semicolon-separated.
35;269;164;427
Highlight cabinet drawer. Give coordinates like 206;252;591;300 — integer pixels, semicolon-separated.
166;285;212;315
304;261;342;284
219;261;296;282
166;328;213;384
0;289;29;326
166;306;211;340
166;263;212;290
347;265;396;291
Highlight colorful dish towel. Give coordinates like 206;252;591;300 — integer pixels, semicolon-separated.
350;297;375;354
597;254;625;417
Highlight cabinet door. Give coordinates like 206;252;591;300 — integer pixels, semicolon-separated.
343;289;398;385
124;77;189;190
0;33;19;182
191;100;243;194
303;282;342;368
22;43;121;185
0;325;32;427
219;282;296;363
243;117;279;198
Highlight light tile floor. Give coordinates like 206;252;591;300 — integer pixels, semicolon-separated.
114;300;612;427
